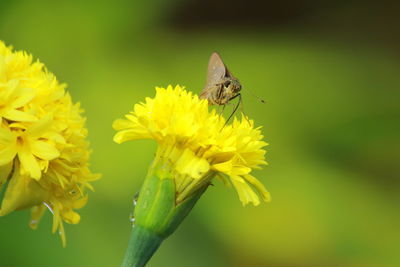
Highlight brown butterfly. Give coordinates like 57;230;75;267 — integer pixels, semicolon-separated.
200;52;242;105
199;52;243;123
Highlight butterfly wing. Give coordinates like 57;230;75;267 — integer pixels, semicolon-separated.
204;52;227;88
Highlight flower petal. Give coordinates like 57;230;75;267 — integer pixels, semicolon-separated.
230;175;260;206
175;148;210;179
26;114;53;138
0;126;15;145
18;147;41;180
10;87;35;108
212;160;233;173
112;118;135;130
3;109;37;122
243;174;271;202
31;140;60;160
61;209;81;224
113;128;150;144
0;144;17;166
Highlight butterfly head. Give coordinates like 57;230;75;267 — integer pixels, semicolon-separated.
223;78;242;97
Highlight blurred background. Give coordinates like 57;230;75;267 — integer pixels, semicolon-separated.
1;0;399;266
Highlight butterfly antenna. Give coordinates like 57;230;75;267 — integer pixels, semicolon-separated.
243;87;266;104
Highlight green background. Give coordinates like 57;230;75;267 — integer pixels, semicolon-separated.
1;1;399;266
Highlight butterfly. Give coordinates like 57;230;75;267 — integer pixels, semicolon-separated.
199;52;243;123
199;52;242;105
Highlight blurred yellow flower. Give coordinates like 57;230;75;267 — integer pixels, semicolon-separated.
113;85;269;206
0;40;99;246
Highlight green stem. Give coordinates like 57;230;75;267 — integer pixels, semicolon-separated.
121;225;163;267
121;157;211;266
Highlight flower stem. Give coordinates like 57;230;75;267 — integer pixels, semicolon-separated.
121;225;163;267
121;157;211;267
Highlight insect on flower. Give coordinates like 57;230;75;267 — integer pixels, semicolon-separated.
200;52;264;123
200;52;242;105
199;52;242;124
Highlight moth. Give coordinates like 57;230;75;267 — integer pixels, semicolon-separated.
200;52;242;109
200;52;264;124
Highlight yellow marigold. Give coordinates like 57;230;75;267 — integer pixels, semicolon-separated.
113;85;269;206
0;40;100;246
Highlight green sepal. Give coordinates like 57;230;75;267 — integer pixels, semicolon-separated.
134;166;207;238
160;184;207;237
122;162;209;267
134;169;175;235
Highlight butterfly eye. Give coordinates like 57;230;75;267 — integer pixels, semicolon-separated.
224;81;231;87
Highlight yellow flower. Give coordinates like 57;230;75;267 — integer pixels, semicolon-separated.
113;85;269;206
0;40;99;246
0;115;60;179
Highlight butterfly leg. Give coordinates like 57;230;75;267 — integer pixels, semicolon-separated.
224;94;241;127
